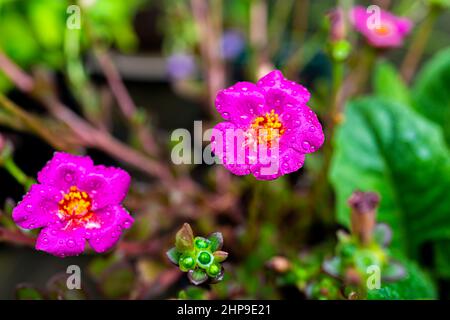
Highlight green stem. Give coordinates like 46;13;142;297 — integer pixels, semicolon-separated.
246;180;264;250
306;56;346;226
3;157;35;191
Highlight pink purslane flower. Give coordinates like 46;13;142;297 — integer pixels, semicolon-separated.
211;70;324;181
351;6;413;48
12;152;134;257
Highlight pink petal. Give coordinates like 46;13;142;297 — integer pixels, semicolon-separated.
36;224;86;257
251;147;305;180
12;184;62;229
215;82;265;127
257;70;310;112
281;106;325;154
87;205;134;253
396;17;413;35
211;121;252;176
78;165;131;210
37;152;93;192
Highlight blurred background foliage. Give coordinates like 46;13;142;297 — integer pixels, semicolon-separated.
1;0;450;300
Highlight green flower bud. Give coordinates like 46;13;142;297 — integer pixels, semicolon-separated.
207;263;221;277
194;237;210;250
179;254;196;271
197;251;213;267
331;40;351;62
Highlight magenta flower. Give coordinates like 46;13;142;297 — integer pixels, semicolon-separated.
351;6;413;48
12;152;134;257
211;70;324;180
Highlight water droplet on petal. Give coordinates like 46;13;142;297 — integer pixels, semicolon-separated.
64;173;73;183
67;239;76;248
123;220;132;228
302;141;311;151
25;204;33;212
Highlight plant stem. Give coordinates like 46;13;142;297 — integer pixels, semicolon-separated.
400;7;439;84
2;157;35;190
308;58;345;225
191;0;225;114
0;93;67;150
246;180;263;250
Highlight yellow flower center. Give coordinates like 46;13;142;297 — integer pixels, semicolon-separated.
250;109;285;146
374;24;390;36
58;186;94;227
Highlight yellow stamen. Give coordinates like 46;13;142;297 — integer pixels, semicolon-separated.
249;109;285;147
374;24;390;36
58;186;94;225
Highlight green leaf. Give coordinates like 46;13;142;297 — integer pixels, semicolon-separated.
15;285;43;300
208;232;223;252
26;0;65;51
373;60;410;105
413;47;450;147
178;286;208;300
330;97;450;255
434;241;450;279
187;269;208;286
166;247;181;265
368;259;437;299
213;251;229;263
175;223;194;253
0;12;39;65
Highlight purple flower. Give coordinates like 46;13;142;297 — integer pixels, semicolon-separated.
221;30;245;60
166;53;197;80
211;70;324;181
351;6;413;48
12;152;134;257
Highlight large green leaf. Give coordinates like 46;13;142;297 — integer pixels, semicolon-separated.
413;47;450;146
373;60;410;106
368;259;437;300
330;97;450;256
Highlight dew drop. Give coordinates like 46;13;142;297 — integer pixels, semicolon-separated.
302;141;311;151
67;239;76;248
64;173;73;183
25;204;33;212
123;220;132;228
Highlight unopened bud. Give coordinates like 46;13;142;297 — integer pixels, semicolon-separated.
328;9;347;43
348;191;380;245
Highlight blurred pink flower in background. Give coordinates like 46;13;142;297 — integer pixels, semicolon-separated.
351;5;413;48
12;152;134;257
211;70;324;181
